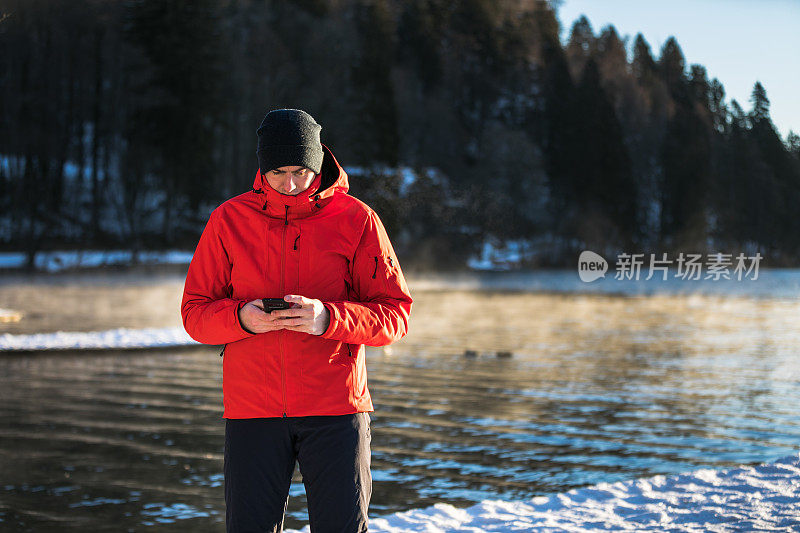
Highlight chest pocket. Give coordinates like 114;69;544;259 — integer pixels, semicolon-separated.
297;225;352;301
230;218;279;299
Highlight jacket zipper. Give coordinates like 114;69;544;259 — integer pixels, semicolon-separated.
278;204;290;417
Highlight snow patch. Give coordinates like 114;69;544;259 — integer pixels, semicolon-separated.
286;453;800;532
0;327;198;351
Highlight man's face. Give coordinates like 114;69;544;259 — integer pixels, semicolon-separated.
265;166;316;196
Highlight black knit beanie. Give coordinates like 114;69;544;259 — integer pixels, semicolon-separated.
256;109;324;175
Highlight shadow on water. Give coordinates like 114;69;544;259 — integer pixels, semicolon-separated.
1;287;800;531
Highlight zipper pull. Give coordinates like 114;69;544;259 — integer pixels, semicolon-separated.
284;205;289;225
372;256;378;278
293;234;300;250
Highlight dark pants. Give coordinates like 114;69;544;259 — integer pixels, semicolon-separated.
224;412;372;533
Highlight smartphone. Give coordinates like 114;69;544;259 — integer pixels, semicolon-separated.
262;298;292;313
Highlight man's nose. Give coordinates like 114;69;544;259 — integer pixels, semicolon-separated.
283;177;296;192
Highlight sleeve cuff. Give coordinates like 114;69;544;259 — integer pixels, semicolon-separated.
235;300;257;336
320;302;340;339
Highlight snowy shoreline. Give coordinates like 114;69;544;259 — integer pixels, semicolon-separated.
0;326;197;352
290;453;800;532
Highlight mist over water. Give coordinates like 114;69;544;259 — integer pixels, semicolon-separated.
1;273;799;530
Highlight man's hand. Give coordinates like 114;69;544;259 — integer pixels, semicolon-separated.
237;299;287;334
271;295;330;336
237;295;330;336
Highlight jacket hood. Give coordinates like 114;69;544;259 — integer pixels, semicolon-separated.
251;143;349;219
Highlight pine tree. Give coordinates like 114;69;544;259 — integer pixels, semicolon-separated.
689;65;711;110
708;78;727;133
719;103;767;248
540;41;578;238
632;33;657;86
747;82;800;255
397;0;443;91
572;58;638;247
351;0;400;166
750;81;770;122
568;15;594;53
448;0;504;166
788;131;800;160
124;0;227;242
565;15;594;79
659;102;712;248
596;26;627;71
730;99;749;130
658;37;689;104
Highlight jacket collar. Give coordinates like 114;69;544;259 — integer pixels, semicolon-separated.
251;144;349;220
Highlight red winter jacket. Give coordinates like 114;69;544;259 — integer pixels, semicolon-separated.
181;145;412;418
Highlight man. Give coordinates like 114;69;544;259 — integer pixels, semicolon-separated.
181;108;412;532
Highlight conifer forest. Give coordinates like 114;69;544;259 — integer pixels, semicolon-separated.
1;0;798;268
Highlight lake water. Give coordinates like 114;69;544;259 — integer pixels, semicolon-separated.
1;272;799;531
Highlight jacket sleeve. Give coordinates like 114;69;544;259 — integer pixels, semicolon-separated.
320;209;412;347
181;211;256;345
